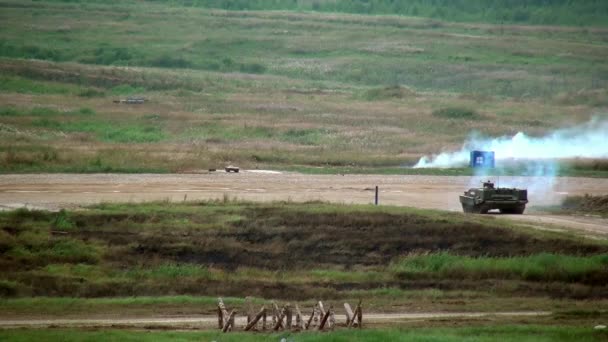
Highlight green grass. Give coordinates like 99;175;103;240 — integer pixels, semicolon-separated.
1;201;606;302
0;76;78;95
0;106;95;117
432;107;480;120
145;0;608;27
33;118;165;143
1;326;607;342
390;253;608;282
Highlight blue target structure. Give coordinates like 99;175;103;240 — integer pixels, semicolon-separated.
470;150;495;168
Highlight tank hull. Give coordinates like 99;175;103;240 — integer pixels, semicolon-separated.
459;183;528;214
460;196;526;214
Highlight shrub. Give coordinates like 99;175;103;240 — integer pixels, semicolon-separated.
0;107;19;116
78;88;105;98
76;107;96;116
52;209;75;231
148;55;192;69
111;84;146;95
363;85;416;101
432;107;479;119
0;280;19;297
239;62;266;74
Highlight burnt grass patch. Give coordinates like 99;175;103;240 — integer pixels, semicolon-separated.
1;201;607;299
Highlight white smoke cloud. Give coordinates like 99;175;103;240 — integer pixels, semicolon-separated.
413;117;608;168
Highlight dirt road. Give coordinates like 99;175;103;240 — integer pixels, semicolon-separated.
0;311;551;329
1;172;606;235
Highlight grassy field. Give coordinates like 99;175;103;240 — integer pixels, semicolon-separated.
0;0;607;173
1;201;607;319
2;325;608;342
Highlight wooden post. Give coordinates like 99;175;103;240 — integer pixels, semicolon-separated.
295;304;304;331
318;301;326;317
272;301;280;327
222;310;237;333
273;307;286;331
348;300;362;328
328;305;335;329
318;308;331;330
344;303;354;324
217;305;224;329
356;300;362;328
375;186;379;205
245;296;255;324
244;307;266;331
348;306;358;327
218;298;229;329
285;304;292;330
262;308;267;330
305;304;317;330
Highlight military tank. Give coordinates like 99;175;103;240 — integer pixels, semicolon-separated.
459;180;528;214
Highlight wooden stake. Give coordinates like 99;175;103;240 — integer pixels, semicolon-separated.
272;301;280;327
217;305;223;329
318;301;326;317
318;307;331;330
218;298;229;329
245;296;255;324
273;307;286;331
295;304;304;331
357;302;362;328
344;303;354;324
305;304;317;330
348;300;362;328
222;310;237;333
244;307;266;331
285;304;292;330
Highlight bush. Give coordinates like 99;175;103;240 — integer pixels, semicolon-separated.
432;107;479;119
78;88;105;98
0;107;19;116
0;280;19;297
363;85;416;101
111;84;146;95
239;62;266;74
76;107;96;116
148;55;192;69
52;209;75;231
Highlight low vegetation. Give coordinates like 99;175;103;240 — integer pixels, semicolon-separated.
432;107;479;120
2;325;608;342
0;1;606;173
391;252;608;283
1;201;607;313
553;195;608;217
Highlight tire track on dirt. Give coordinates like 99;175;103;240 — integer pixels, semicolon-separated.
0;173;606;236
0;311;551;329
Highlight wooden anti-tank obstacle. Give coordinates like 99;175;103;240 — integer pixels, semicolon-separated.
217;298;362;333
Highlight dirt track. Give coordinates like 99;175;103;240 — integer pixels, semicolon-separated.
0;311;551;329
1;172;607;236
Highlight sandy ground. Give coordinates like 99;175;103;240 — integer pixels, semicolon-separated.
1;172;607;236
0;311;550;329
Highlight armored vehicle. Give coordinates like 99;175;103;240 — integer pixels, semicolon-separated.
459;180;527;214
